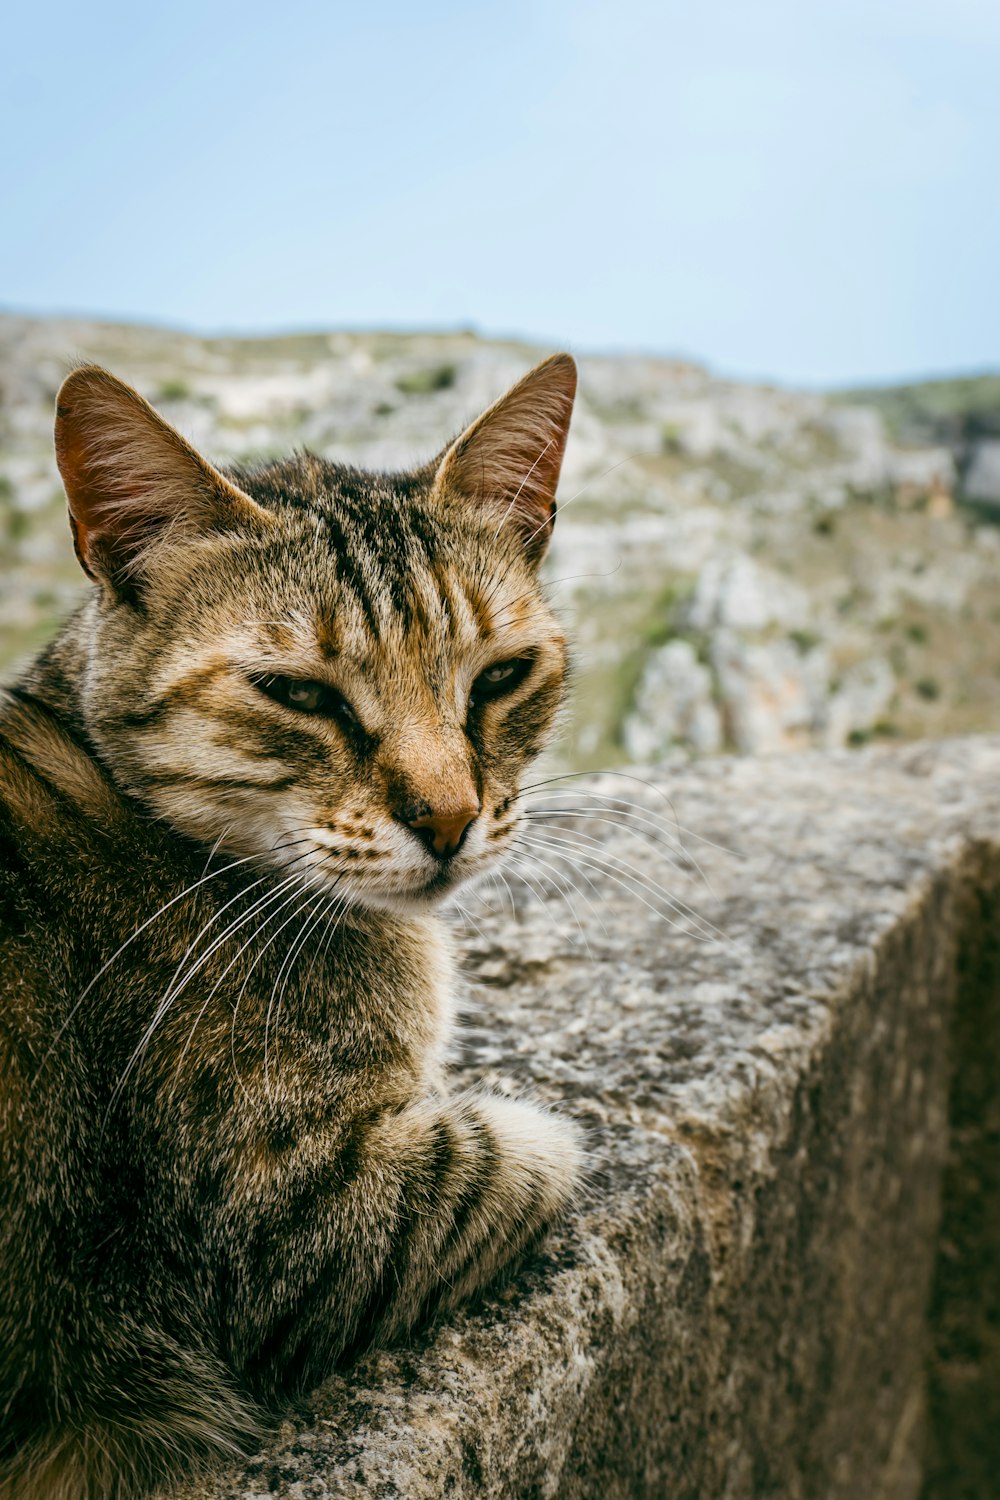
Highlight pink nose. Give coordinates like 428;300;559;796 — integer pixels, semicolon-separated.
406;806;478;858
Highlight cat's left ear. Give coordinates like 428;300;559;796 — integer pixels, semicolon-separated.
432;353;577;565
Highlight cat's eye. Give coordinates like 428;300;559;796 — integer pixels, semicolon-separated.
253;673;359;728
469;656;534;707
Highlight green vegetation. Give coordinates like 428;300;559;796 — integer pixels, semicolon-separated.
155;378;191;402
0;482;30;555
641;577;697;650
843;374;1000;447
395;364;456;396
847;721;900;748
709;452;764;500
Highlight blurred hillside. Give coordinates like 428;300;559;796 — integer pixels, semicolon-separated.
1;313;998;770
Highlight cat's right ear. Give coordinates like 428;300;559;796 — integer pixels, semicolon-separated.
54;365;275;596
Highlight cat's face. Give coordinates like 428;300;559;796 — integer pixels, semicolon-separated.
83;482;568;911
55;356;577;911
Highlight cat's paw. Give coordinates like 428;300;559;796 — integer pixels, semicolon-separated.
473;1091;583;1218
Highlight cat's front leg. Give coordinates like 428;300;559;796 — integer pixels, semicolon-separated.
362;1089;584;1345
225;1089;582;1391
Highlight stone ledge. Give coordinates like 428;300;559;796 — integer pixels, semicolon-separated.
181;738;1000;1499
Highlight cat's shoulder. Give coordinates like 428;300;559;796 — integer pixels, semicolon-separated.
0;685;123;843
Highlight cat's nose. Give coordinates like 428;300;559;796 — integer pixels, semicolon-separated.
403;802;479;859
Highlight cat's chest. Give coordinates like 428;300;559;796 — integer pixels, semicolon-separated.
121;882;455;1107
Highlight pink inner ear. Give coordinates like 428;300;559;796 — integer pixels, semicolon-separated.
56;402;127;580
58;434;155;581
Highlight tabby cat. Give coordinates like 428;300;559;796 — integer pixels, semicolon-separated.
0;353;582;1498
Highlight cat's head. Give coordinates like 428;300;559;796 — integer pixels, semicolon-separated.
54;355;576;911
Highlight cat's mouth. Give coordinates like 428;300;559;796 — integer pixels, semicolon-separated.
320;866;466;916
292;812;516;913
417;862;466;898
286;841;481;915
363;857;477;911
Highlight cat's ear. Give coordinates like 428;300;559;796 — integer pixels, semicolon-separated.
54;365;275;594
432;353;577;564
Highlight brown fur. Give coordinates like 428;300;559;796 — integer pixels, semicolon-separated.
0;356;581;1497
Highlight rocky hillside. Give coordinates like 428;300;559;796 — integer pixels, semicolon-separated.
844;373;1000;514
1;312;998;771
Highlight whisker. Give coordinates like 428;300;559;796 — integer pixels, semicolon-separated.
31;848;275;1087
109;833;332;1096
496;865;522;912
154;841;328;1025
520;804;708;889
299;881;348;994
517;829;698;940
228;883;346;1112
523;818;722;927
522;457;631;549
489;560;625;621
172;875;337;1095
491;438;555;543
219;878;329;1118
449;896;493;947
263;890;334;1100
487;559;625;633
484;858;526;909
107;871;312;1118
510;831;610;941
479;455;633;615
524;822;726;940
491;865;519;920
200;827;230;880
519;773;742;858
157;873;289;1025
517;829;723;944
518;773;741;901
504;847;599;957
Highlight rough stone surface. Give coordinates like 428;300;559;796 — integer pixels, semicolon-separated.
169;738;1000;1500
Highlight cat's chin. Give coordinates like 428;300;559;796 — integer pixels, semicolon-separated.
331;862;482;917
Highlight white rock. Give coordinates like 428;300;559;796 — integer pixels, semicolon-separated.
624;640;722;759
965;440;1000;503
687;555;810;634
711;632;830;754
822;658;896;748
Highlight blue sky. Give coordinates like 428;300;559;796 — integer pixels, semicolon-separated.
4;0;998;386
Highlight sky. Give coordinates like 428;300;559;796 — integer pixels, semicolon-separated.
3;0;998;387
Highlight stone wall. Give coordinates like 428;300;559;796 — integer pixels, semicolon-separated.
181;739;1000;1499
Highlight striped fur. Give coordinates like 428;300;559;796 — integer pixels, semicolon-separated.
0;358;581;1498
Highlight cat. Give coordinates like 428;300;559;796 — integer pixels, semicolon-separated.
0;353;582;1499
